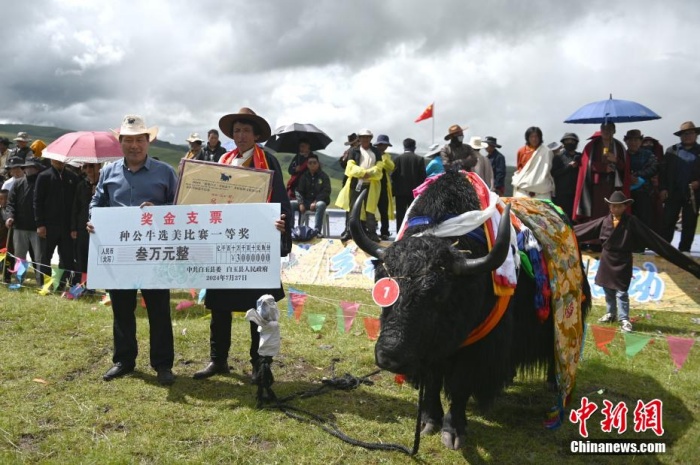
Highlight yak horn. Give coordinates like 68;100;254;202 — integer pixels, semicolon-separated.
453;204;512;275
349;189;385;259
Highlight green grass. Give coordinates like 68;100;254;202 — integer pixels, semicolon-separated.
0;281;698;464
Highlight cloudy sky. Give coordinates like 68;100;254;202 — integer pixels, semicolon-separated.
2;0;699;164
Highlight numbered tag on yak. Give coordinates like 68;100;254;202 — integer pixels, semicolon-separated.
372;277;400;307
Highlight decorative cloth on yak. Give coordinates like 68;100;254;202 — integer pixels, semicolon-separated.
504;197;584;412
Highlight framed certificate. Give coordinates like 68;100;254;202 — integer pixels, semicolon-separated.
174;158;273;205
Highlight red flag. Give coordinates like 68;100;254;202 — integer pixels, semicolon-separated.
414;103;434;123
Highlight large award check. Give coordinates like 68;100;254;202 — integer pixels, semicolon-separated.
87;203;280;289
175;159;273;205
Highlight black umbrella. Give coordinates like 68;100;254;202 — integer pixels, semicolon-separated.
264;123;332;153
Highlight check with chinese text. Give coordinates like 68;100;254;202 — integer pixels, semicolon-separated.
88;203;281;289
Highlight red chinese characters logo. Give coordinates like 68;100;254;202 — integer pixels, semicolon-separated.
569;396;598;437
570;398;664;437
600;400;628;434
187;211;199;224
633;399;664;436
163;212;176;225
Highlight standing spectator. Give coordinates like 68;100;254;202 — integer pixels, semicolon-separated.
338;133;359;241
468;136;495;189
34;158;79;289
4;158;45;285
0;137;12;181
484;136;506;195
335;129;383;242
575;191;700;332
440;124;476;171
0;189;10;283
194;107;291;382
625;129;657;226
88;114;178;385
659;121;700;253
425;143;445;177
374;134;395;240
551;132;581;219
2;156;25;193
286;139;312;200
291;154;331;235
71;163;101;277
184;133;204;159
391;138;426;230
10;132;34;161
642;136;666;235
198;129;227;162
511;126;554;199
573;122;631;222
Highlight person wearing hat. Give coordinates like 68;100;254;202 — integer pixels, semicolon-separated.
551;133;581;219
2;156;25;193
511;126;554;199
89;114;178;386
391;137;426;230
4;157;46;287
573;122;631;223
198;129;227;162
194;107;292;382
640;136;666;235
425;143;445;177
9;132;34;161
468;136;495;189
659;121;700;253
338;133;360;239
439;124;477;171
335;128;384;242
184;133;204;159
71;162;101;281
35;151;79;293
484;136;506;195
624;129;657;228
374;134;395;240
575;191;700;333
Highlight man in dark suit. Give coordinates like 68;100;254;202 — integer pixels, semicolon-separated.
391;138;426;230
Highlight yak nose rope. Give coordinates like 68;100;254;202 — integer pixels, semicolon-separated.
259;365;421;455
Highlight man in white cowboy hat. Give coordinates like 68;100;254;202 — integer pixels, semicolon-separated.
440;123;477;171
334;128;383;242
194;107;292;383
659;121;700;253
468;136;495;190
184;133;204;159
484;136;506;195
89;114;178;386
575;190;700;333
9;132;34;161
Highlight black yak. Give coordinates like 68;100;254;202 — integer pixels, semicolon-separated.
350;170;590;450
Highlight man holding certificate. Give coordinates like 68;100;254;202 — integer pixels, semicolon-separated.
193;108;292;381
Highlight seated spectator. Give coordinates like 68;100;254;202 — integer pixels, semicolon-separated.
291;154;331;236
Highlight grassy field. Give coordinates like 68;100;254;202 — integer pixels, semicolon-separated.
0;279;698;464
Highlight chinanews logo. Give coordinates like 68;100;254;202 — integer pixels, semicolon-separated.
568;397;667;455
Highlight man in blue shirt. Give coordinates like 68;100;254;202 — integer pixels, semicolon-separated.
88;115;178;385
659;121;700;253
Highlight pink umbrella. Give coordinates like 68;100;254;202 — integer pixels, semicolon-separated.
42;131;124;164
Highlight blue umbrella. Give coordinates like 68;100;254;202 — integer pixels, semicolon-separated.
564;94;661;124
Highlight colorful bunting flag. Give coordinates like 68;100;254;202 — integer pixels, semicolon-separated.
340;301;360;333
336;306;345;334
623;332;651;358
80;273;88;285
52;268;65;291
307;313;326;332
189;288;196;299
591;325;617;355
176;300;195;311
287;287;307;317
140;296;146;308
666;336;695;370
290;292;308;321
363;317;380;341
38;277;54;295
198;288;206;304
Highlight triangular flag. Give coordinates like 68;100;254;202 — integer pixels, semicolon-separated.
591;325;617;355
666;336;695;370
80;273;88;285
336;307;345;334
189;288;196;299
287;287;307;317
198;288;206;304
52;268;65;291
340;301;360;333
0;252;5;263
176;300;195;311
363;317;380;341
15;259;28;280
623;332;651;358
10;258;24;274
100;294;112;306
140;296;146;308
290;292;308;321
38;277;54;295
307;313;326;332
415;102;434;123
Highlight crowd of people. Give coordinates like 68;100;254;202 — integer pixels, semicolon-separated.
1;112;699;382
